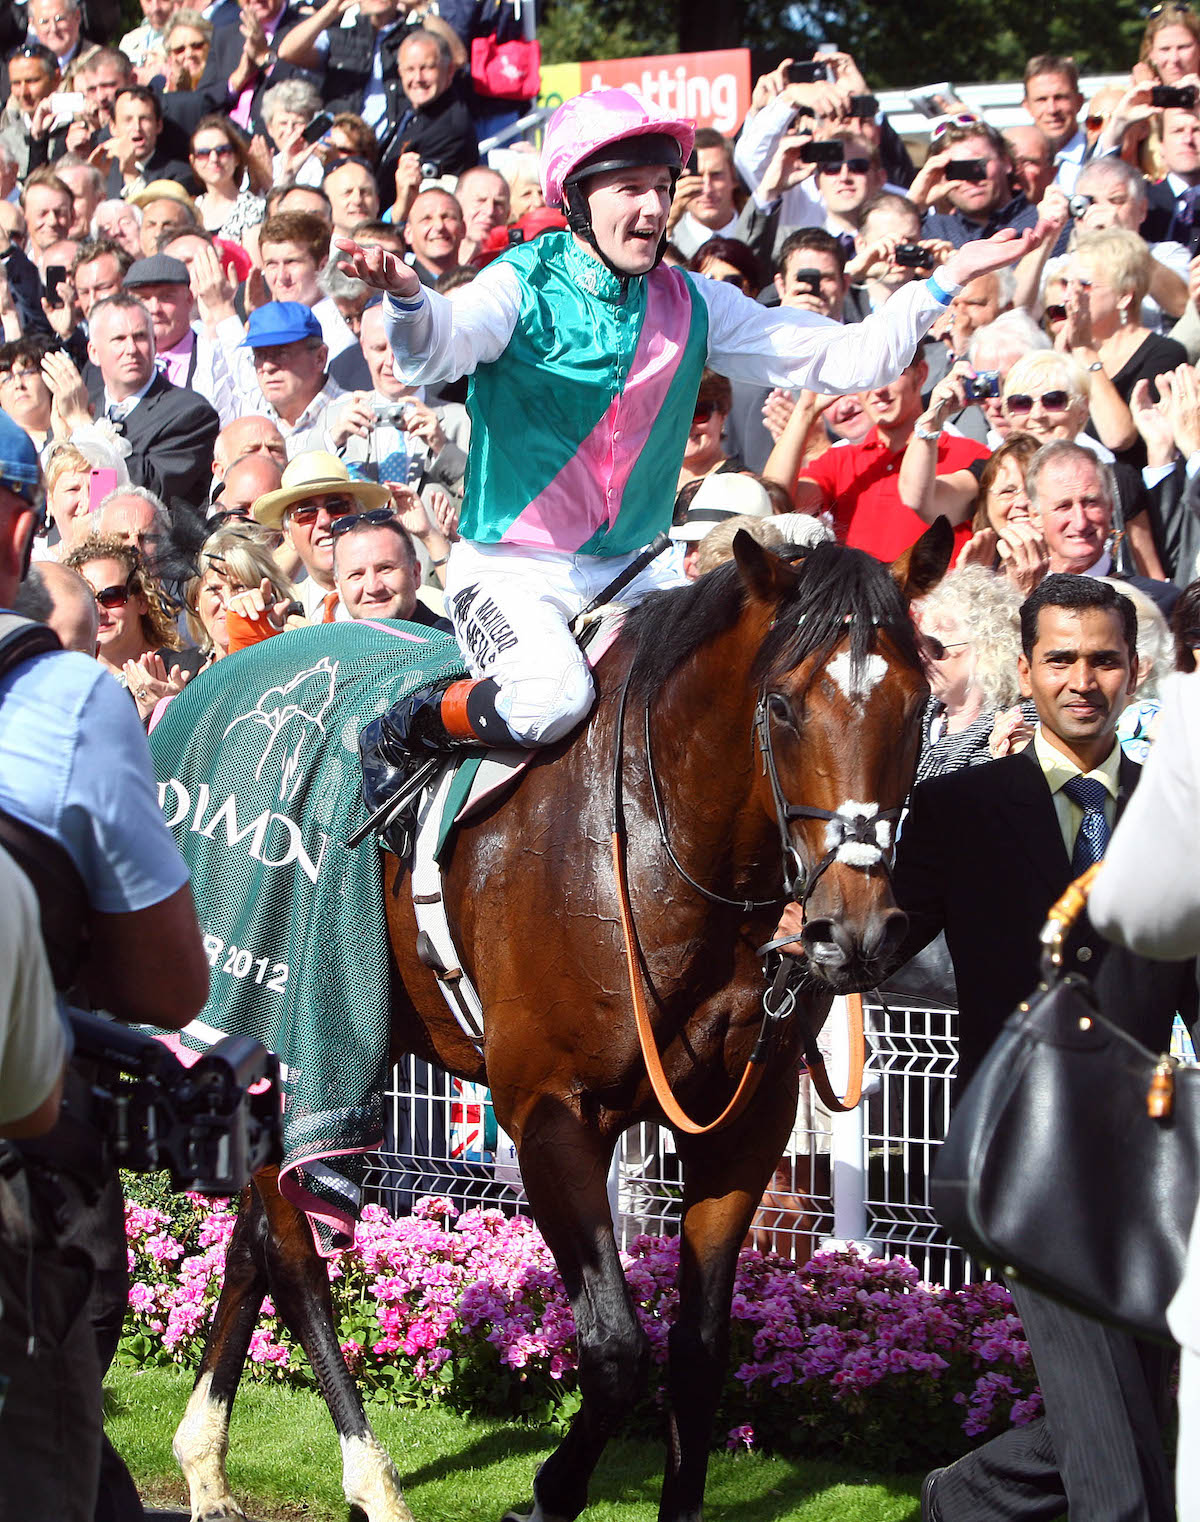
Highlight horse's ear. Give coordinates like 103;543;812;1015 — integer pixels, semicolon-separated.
891;517;954;603
732;529;800;603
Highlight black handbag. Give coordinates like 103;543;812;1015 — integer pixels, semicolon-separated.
931;871;1200;1344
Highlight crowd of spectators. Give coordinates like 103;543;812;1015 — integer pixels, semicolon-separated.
4;3;1200;1519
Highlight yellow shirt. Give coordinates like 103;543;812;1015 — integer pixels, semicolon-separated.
1032;726;1122;860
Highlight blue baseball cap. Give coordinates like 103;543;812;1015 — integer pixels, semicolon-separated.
240;301;324;348
0;408;43;507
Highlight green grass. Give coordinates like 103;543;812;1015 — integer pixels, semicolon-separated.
107;1365;926;1522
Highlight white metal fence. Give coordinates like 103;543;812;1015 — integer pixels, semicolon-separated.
362;994;981;1287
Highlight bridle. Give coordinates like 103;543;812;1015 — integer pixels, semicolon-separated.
753;691;903;910
632;676;902;917
609;643;905;1136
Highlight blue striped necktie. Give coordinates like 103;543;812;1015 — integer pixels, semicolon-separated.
1062;774;1110;874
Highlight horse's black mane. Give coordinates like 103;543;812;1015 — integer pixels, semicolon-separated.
621;542;920;697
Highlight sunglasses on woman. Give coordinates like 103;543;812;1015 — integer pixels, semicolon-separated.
329;507;397;538
193;143;235;159
1004;390;1072;415
692;401;719;423
923;636;970;661
93;575;135;610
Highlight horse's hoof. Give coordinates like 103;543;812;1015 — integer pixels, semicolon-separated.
501;1507;570;1522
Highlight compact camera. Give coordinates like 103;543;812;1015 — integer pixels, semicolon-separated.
963;371;1001;402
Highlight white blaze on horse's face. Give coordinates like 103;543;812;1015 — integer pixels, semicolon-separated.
826;649;888;705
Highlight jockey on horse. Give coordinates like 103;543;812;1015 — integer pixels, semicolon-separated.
337;88;1043;776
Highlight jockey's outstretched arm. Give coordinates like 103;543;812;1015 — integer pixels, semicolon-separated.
338;225;1045;401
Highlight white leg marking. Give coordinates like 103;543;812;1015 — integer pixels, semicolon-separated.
173;1372;246;1521
826;650;887;703
340;1432;415;1522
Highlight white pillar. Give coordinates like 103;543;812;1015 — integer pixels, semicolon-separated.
823;995;878;1254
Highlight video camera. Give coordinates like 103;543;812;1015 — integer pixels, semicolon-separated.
69;1010;283;1195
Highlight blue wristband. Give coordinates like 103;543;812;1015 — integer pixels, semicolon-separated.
388;290;425;314
924;272;958;307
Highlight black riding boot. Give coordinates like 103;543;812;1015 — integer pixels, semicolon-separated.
358;677;520;852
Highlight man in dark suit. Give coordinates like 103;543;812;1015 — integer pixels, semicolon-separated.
60;289;219;518
1138;106;1200;253
98;84;195;198
894;574;1193;1522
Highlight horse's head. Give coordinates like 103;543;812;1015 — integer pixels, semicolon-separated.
736;521;952;992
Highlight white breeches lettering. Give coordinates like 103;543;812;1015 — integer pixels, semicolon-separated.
444;540;686;746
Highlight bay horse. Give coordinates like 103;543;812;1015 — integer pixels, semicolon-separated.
171;524;950;1522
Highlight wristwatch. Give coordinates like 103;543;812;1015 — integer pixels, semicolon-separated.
1087;360;1104;372
913;422;943;443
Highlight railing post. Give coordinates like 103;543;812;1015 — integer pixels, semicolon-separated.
824;995;878;1254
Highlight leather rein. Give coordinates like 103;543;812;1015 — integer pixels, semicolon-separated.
610;661;898;1136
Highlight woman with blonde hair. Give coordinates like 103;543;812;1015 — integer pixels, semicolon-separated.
1137;2;1200;82
914;565;1024;781
64;535;197;722
186;522;302;662
42;444;95;558
1066;229;1186;464
1001;348;1165;577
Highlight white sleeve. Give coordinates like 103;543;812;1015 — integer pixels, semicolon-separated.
383;261;523;388
1089;673;1200;961
697;274;954;396
733;95;796;195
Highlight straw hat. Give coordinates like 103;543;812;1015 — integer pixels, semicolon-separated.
251;451;391;530
127;180;199;217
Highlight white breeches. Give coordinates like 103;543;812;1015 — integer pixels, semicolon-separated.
444;539;686;745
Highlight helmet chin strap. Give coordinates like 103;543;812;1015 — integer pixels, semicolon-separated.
563;177;674;282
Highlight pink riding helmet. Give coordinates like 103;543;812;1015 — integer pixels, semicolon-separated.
540;88;696;208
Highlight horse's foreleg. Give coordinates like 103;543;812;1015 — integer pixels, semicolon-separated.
661;1072;800;1522
174;1182;268;1521
501;1111;649;1522
254;1172;414;1522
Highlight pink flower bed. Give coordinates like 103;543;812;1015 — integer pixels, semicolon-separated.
121;1192;1039;1462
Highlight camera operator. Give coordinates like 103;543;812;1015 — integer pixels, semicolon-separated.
0;409;208;1521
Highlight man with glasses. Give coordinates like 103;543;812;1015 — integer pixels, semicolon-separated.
236;300;346;456
911;119;1040;248
27;0;81;70
331;509;450;626
737;128;888;271
1002;125;1056;207
250;448;391;617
